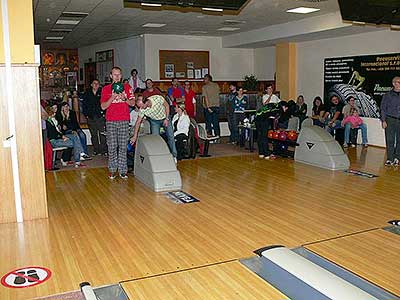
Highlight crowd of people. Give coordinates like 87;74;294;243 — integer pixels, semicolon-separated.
41;69;400;175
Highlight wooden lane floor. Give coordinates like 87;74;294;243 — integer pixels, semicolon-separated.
122;261;287;300
305;229;400;296
0;147;399;299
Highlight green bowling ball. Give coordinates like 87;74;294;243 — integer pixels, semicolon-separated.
112;82;124;94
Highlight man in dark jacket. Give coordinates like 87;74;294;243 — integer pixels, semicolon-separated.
83;79;107;155
381;76;400;166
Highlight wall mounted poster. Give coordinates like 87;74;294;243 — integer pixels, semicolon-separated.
194;69;202;79
324;52;400;118
187;69;194;79
165;64;174;78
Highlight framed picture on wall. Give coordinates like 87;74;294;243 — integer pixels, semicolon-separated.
187;69;194;79
194;69;202;79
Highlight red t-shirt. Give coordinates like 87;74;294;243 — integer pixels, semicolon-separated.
101;83;132;121
184;89;196;118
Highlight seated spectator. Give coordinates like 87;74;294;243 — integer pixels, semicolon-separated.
58;102;90;159
172;103;191;160
311;96;325;127
295;95;307;124
45;106;85;168
342;107;368;148
322;95;344;136
128;68;146;93
232;87;248;144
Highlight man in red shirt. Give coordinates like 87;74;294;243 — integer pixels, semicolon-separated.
183;81;197;119
167;78;184;107
142;78;162;99
101;66;135;179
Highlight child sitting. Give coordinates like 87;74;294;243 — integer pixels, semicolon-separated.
341;107;368;148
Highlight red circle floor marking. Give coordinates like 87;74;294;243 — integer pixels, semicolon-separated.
1;266;52;289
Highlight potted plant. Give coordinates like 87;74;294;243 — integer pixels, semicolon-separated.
243;74;258;91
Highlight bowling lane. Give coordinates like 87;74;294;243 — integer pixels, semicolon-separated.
305;229;400;296
121;261;288;300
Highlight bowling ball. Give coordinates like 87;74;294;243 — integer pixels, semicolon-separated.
267;130;274;139
272;131;280;139
127;142;134;152
112;82;124;94
287;130;298;141
278;131;287;141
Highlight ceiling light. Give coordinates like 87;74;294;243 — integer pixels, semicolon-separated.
45;36;64;40
56;19;81;25
142;23;166;27
286;7;320;14
217;27;240;31
202;7;223;12
141;2;162;6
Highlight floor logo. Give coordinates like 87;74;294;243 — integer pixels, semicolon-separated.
165;191;200;204
1;266;52;289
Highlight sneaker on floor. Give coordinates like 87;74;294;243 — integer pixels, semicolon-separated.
119;173;128;179
259;154;265;158
343;143;349;148
393;158;399;166
60;159;68;167
350;144;356;148
362;144;368;148
385;160;392;166
93;151;98;156
109;172;116;179
75;162;86;168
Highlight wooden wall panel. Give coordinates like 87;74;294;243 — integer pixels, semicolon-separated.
276;42;297;101
12;65;48;220
0;68;16;223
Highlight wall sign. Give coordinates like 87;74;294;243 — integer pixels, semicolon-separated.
324;52;400;118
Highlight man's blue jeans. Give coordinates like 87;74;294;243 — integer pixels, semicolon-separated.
204;106;220;137
50;133;83;162
149;118;177;157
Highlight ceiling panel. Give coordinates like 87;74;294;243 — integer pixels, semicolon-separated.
34;0;340;48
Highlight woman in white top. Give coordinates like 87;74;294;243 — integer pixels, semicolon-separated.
172;103;191;160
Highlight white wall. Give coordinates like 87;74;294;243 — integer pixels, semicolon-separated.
78;35;145;83
297;29;400;147
254;46;276;80
143;34;254;81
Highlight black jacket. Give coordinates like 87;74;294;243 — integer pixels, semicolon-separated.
58;110;80;132
46;119;63;140
82;88;103;119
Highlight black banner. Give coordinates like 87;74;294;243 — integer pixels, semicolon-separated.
324;52;400;118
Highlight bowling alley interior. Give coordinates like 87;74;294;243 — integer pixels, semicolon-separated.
1;0;400;299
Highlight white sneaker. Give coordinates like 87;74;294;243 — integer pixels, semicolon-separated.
60;159;67;167
259;155;265;158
